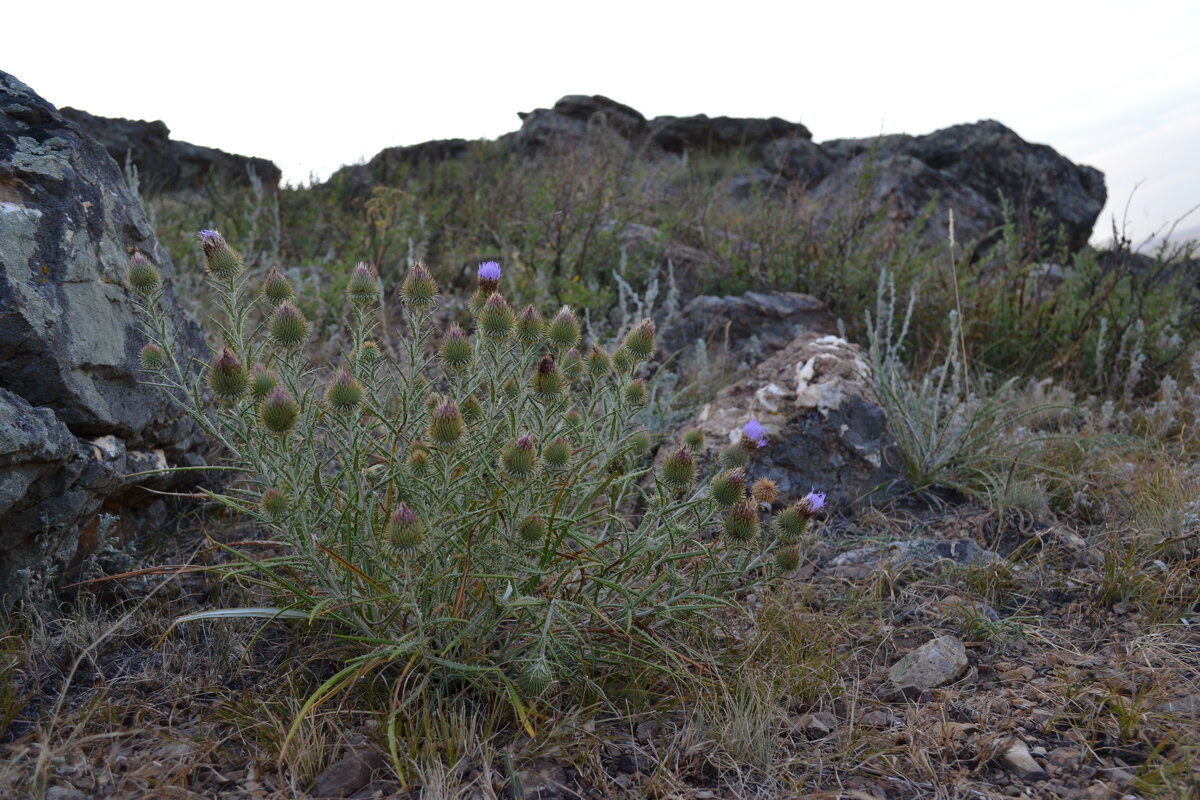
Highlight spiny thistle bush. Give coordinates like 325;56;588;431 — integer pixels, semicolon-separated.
131;232;822;726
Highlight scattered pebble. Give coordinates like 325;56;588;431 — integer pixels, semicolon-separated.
889;635;969;690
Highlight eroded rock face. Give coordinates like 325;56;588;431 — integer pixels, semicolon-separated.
59;107;281;196
0;71;206;602
690;332;902;505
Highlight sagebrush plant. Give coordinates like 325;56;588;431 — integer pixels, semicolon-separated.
130;233;823;736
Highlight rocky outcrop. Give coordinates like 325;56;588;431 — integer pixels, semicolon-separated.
325;138;472;196
689;332;902;505
810;121;1106;252
59;107;281;196
659;290;836;367
0;71;207;602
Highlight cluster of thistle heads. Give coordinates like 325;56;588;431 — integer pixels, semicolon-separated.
132;231;826;569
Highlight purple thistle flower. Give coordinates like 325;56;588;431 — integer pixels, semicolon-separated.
477;261;502;281
800;489;826;516
743;418;767;448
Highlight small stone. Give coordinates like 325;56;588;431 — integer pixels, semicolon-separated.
511;759;574;799
634;719;660;744
1001;739;1048;782
796;711;836;738
1048;747;1083;770
859;710;898;729
889;636;969;690
311;750;384;798
1157;694;1200;718
45;788;87;800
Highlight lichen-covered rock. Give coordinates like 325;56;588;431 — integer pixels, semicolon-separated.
0;71;206;603
689;332;902;505
889;636;969;691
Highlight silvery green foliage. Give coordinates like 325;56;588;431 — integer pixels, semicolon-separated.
133;236;793;708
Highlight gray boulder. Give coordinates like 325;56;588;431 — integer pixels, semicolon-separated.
649;113;811;154
59;106;281;196
761;136;835;188
689;332;902;505
0;71;206;602
516;95;647;155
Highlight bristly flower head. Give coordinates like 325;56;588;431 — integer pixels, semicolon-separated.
250;363;278;399
561;347;583;379
128;252;160;296
388;503;425;550
516;515;548;545
774;544;802;571
139;343;166;372
208;347;248;403
325;368;363;411
346;262;378;307
659;446;697;491
478;293;515;340
586;344;611;379
262;267;294;305
516;305;545;346
260;487;289;520
682;428;705;452
797;489;826;518
742;419;768;449
259;387;299;433
500;433;537;480
546;306;581;349
710;468;746;508
440;324;473;372
622;318;656;361
622;378;647;407
197;229;244;280
751;477;778;505
531;354;564;400
542;435;571;470
429;399;466;446
401;263;438;307
269;301;309;348
723;498;760;543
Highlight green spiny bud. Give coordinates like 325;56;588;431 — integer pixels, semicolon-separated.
259;387;299;433
440;324;473;372
429;399;465;446
586;344;611;379
531;354;564;401
346;262;378;307
682;428;705;452
564;408;583;430
517;515;548;545
774;544;802;571
543;435;571;470
460;394;484;424
612;345;636;376
262;267;293;305
720;441;750;469
128;252;160;296
623;318;656;360
326;368;363;411
197;230;244;281
710;468;746;508
270;301;309;349
775;506;808;543
659;446;697;490
723;499;760;543
355;340;381;367
622;378;647;407
478;293;515;340
516;305;545;346
629;428;652;454
139;343;166;372
260;487;289;520
401;263;438;307
408;445;429;473
561;347;583;380
546;306;580;349
209;347;248;403
519;659;554;697
387;503;425;550
250;364;278;399
500;433;537;480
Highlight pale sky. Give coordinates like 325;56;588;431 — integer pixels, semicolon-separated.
7;0;1198;246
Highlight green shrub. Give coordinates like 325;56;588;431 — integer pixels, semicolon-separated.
132;232;809;736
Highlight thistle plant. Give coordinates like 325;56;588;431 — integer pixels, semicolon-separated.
131;236;817;729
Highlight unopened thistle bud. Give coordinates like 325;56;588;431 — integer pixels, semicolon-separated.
546;306;581;349
326;368;363;411
629;428;652;454
346;262;377;307
440;324;473;372
531;355;564;400
586;344;611;379
543;435;571;470
250;364;278;399
612;346;636;376
209;347;248;403
139;343;166;372
564;408;583;430
623;318;656;360
476;260;502;295
751;477;778;505
128;252;160;296
682;428;705;452
262;267;294;305
408;445;430;473
659;446;697;490
500;433;537;480
710;468;746;508
270;301;309;348
622;378;647;407
519;659;554;696
429;399;465;446
561;347;583;379
197;229;243;280
723;498;760;543
355;340;381;367
517;515;548;545
478;293;515;340
775;506;808;543
720;441;750;469
260;487;289;520
400;263;438;307
259;387;299;433
387;503;425;550
774;544;802;571
516;305;545;346
460;394;484;424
